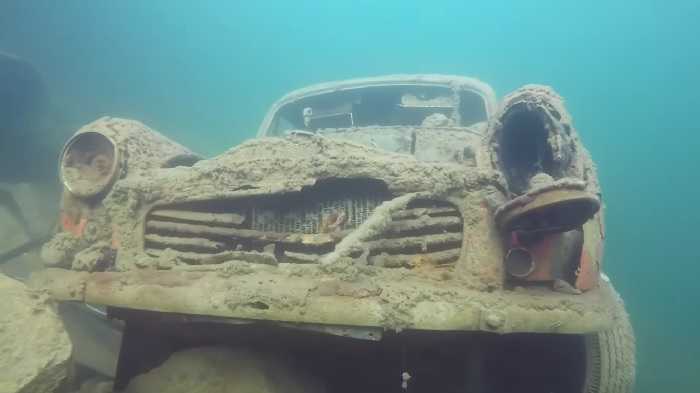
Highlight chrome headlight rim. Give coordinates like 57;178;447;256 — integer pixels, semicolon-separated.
59;131;120;199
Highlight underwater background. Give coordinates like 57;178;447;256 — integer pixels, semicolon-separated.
0;1;697;392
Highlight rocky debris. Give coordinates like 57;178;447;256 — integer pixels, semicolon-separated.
40;231;84;268
0;182;58;278
72;241;115;272
123;347;325;393
68;378;113;393
0;273;72;393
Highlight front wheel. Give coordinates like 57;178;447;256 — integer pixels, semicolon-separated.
584;302;636;393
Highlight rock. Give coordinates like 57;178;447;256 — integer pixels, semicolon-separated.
70;378;113;393
124;347;325;393
0;182;58;278
0;273;72;393
40;232;83;268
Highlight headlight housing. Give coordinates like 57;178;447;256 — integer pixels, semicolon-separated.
60;131;119;198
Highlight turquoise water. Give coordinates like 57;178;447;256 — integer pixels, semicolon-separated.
1;1;698;391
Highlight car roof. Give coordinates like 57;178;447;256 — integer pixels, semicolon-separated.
257;74;498;137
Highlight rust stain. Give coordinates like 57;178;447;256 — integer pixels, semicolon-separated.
575;249;598;291
111;224;121;249
61;212;87;237
525;234;555;281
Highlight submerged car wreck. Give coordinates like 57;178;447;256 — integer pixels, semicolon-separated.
32;75;634;392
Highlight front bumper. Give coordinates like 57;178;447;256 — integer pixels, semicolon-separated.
32;264;620;335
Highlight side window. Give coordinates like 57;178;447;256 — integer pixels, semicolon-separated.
270;105;305;135
272;115;296;135
460;91;487;126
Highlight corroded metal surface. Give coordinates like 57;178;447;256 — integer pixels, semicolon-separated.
37;75;620;337
494;180;601;232
64;117;201;175
33;266;620;334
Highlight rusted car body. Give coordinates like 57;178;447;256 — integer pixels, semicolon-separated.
34;75;635;392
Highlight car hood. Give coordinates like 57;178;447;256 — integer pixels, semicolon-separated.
109;134;499;208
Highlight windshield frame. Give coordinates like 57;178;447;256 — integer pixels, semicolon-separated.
256;74;497;137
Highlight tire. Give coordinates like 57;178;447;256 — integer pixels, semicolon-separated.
583;300;636;393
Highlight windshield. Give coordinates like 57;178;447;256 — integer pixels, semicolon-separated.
268;84;488;136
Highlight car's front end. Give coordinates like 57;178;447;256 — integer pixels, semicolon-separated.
34;75;634;393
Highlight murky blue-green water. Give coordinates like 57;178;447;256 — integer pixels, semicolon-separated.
1;1;698;391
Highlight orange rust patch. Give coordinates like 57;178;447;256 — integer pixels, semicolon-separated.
575;250;598;291
111;224;121;249
525;235;555;281
61;212;87;237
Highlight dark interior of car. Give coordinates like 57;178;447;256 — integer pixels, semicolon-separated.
271;85;487;134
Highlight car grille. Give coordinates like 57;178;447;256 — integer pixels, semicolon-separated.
360;199;463;268
143;179;463;268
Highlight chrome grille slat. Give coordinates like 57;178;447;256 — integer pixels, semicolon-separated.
146;248;277;265
150;209;246;226
382;216;462;237
144;233;226;252
369;248;461;268
283;251;321;264
145;248;220;260
364;232;463;254
146;220;337;246
391;206;459;220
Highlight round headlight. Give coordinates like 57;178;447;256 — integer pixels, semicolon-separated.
60;131;119;198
